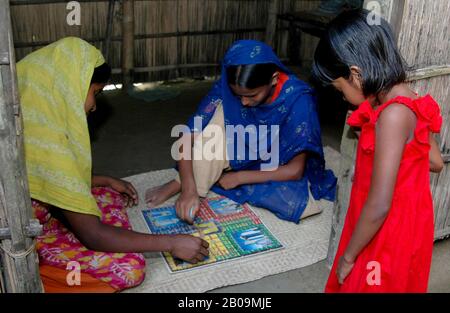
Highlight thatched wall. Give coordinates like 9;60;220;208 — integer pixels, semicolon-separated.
398;0;450;239
10;0;321;82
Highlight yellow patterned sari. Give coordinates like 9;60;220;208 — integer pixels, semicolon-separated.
18;37;104;217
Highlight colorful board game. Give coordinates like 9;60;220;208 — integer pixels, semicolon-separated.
141;195;283;272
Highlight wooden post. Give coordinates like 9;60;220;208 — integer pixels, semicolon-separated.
265;0;279;47
175;0;181;79
287;20;301;65
326;0;406;267
103;0;116;63
121;0;135;91
325;117;359;267
0;0;43;292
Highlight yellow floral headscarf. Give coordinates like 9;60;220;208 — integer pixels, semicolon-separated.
18;37;105;217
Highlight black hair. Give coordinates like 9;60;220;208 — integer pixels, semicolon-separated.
312;9;407;97
226;63;278;89
90;62;111;85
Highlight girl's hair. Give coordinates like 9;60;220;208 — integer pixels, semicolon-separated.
227;63;278;89
312;9;407;97
90;62;111;84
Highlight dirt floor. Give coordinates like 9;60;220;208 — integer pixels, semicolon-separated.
89;79;450;293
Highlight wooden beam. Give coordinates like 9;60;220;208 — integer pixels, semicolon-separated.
109;58;286;75
13;27;273;49
10;0;268;5
0;0;42;293
0;220;42;240
287;20;302;65
111;63;220;74
102;0;116;63
121;0;134;91
407;65;450;82
10;0;110;4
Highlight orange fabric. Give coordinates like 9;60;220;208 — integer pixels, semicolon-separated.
270;71;289;102
40;265;117;293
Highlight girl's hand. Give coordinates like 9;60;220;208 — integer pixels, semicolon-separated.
169;234;209;263
175;191;200;224
107;177;139;207
218;172;241;190
336;255;355;285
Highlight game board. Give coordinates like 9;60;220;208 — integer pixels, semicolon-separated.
141;195;283;272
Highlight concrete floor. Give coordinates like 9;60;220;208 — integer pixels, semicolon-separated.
90;79;450;293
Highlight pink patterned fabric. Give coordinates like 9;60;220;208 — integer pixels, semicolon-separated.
33;187;146;291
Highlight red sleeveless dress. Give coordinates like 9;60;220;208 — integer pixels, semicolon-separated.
325;95;442;293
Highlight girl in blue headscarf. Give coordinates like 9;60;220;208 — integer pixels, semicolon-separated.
145;40;336;224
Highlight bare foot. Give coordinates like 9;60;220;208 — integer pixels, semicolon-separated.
145;180;181;207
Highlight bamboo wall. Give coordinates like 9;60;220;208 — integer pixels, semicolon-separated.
0;0;43;292
10;0;321;82
398;0;450;239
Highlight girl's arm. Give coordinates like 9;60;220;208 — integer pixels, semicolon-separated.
92;175;112;187
60;209;209;263
92;175;138;207
177;133;197;194
217;152;307;189
429;133;444;173
175;133;201;223
338;104;416;281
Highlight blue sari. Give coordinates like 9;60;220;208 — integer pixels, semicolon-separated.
186;40;336;223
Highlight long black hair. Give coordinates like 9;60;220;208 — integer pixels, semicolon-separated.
90;62;111;85
226;63;278;89
312;9;407;97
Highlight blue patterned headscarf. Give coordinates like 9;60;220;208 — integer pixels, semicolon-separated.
187;40;336;223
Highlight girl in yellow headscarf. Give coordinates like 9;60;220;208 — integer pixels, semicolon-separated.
18;37;208;292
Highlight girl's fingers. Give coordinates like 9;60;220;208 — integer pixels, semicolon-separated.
188;202;199;222
176;202;185;221
127;186;138;205
127;183;138;199
175;202;181;218
199;247;209;257
182;205;187;221
187;206;194;223
123;185;134;198
194;255;205;263
186;204;198;224
193;204;200;216
122;194;130;207
126;187;137;202
186;258;196;264
145;187;157;204
336;269;342;284
201;239;209;249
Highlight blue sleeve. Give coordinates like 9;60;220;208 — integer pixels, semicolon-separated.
186;81;223;132
279;89;324;164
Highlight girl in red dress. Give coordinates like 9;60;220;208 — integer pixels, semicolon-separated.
312;9;444;292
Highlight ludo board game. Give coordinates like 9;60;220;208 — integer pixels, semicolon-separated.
141;195;283;272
